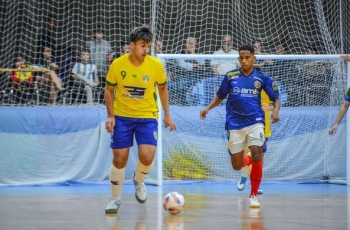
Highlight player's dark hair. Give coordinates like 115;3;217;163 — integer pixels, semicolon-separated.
129;26;153;44
239;45;255;54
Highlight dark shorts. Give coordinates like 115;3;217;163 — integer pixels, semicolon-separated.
110;116;158;149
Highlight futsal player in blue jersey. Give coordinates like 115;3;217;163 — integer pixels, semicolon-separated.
200;45;281;208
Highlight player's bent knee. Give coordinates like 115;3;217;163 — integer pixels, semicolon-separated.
251;152;263;162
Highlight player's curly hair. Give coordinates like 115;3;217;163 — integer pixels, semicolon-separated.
239;45;255;54
129;26;153;44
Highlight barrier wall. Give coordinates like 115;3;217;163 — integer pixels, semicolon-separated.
0;106;346;185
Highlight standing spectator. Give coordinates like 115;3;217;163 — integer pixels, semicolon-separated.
200;45;281;208
71;49;99;104
86;26;115;101
104;26;176;213
210;35;239;76
37;14;57;62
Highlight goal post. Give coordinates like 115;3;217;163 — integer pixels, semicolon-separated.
347;62;350;185
148;53;349;185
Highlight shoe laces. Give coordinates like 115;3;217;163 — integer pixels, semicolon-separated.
135;182;146;194
110;199;121;205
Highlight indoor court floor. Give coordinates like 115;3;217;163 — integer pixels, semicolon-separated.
0;180;349;230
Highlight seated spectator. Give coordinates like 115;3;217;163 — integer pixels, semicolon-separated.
34;45;63;104
252;39;274;69
171;37;205;105
154;39;167;67
56;46;72;90
115;41;131;59
301;46;331;106
8;56;37;104
178;37;205;75
210;35;239;76
71;49;99;105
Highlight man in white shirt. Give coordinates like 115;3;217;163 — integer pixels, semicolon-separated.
210;35;239;76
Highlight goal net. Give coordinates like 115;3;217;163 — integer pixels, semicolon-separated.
0;0;348;106
153;54;348;184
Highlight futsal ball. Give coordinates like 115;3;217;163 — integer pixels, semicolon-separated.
163;192;185;215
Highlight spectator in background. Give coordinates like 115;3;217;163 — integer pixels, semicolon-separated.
116;41;131;58
178;37;205;76
71;49;99;105
154;39;172;77
252;39;274;69
35;45;63;104
302;46;331;106
211;35;239;76
154;40;164;56
37;14;57;62
86;26;115;102
172;37;205;105
56;46;72;91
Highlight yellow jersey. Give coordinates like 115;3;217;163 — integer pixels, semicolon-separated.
261;90;272;138
106;54;167;119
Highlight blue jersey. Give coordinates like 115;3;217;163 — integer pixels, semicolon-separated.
216;68;279;130
345;87;350;102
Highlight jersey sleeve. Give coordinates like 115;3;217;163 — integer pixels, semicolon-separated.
345;87;350;102
263;75;279;102
216;76;230;99
71;63;78;75
156;60;167;85
106;62;117;86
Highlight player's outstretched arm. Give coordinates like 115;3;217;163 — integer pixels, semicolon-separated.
200;96;223;119
329;100;350;135
158;84;176;131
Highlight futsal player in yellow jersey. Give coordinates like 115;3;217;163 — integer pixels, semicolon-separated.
237;90;274;194
104;26;176;213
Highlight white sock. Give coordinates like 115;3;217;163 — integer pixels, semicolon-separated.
109;164;125;200
242;166;249;177
135;160;153;183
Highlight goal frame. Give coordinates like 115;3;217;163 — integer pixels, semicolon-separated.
156;53;350;186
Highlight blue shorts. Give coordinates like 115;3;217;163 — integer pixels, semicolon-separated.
110;116;158;149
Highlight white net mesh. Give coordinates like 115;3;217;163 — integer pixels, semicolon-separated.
0;0;349;106
155;54;348;182
0;1;349;183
